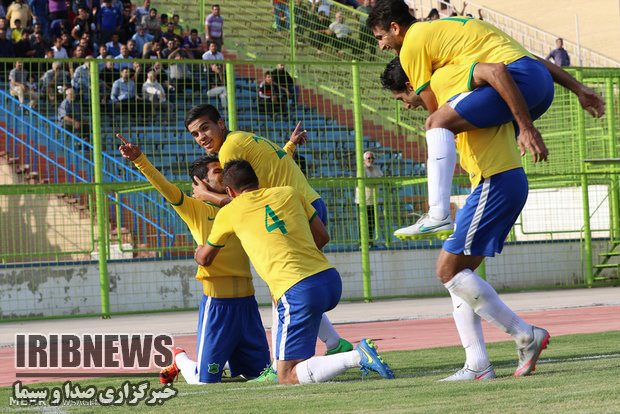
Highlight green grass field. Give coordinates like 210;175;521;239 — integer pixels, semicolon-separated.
2;331;619;413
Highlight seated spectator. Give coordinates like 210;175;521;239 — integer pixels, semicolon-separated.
58;87;90;138
142;69;168;118
6;0;31;30
257;72;287;116
111;66;142;112
0;17;13;40
171;14;183;35
133;0;150;23
51;35;68;58
70;56;90;95
309;11;331;54
0;29;15;72
126;39;139;57
14;28;36;57
97;0;122;43
269;63;298;103
105;32;121;57
143;38;164;59
205;67;227;109
40;61;71;102
99;56;118;94
9;61;39;109
202;40;223;72
162;21;182;44
131;24;153;57
162;38;188;59
141;7;160;36
131;61;147;86
77;33;93;57
31;30;47;57
114;43;133;71
10;18;24;42
327;11;358;56
169;54;195;93
119;5;137;43
72;44;85;58
183;28;202;59
151;61;173;94
60;31;74;57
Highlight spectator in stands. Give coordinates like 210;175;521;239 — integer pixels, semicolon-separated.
58;87;90;137
151;61;173;94
0;17;13;40
10;18;23;42
204;4;223;51
143;37;163;59
105;31;121;56
29;0;48;37
158;12;168;31
14;27;35;56
356;0;375;55
126;38;139;57
40;60;70;102
96;44;108;70
0;28;11;77
258;72;288;117
317;0;333;17
78;33;93;57
309;10;331;54
131;61;147;85
51;35;68;58
72;43;84;58
64;0;76;24
48;0;68;23
97;0;122;43
169;53;194;93
99;55;118;94
119;5;137;43
131;24;153;57
272;0;289;35
162;21;182;44
355;150;383;248
60;30;73;56
71;56;90;95
31;30;47;56
71;6;93;41
142;69;168;118
546;38;570;67
114;43;133;71
202;45;227;109
9;61;38;108
6;0;32;29
292;0;312;38
171;13;182;36
202;40;223;71
327;11;358;56
111;66;142;111
183;28;202;59
132;0;150;22
269;63;297;104
141;7;159;36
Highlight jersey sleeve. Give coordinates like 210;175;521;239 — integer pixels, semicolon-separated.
400;27;433;95
283;140;296;156
206;205;234;247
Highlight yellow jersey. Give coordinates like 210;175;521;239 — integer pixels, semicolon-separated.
218;131;320;203
400;17;533;95
207;186;333;303
133;154;254;298
427;64;523;188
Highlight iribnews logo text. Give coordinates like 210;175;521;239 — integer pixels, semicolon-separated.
15;334;174;369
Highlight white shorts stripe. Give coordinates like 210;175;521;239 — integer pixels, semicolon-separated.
464;177;491;255
278;294;291;360
449;91;473;109
196;296;211;376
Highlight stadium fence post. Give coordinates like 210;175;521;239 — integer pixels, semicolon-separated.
225;63;238;130
575;70;594;286
289;0;296;75
352;61;372;301
89;60;111;318
605;78;620;241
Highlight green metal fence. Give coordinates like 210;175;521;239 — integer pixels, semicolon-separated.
0;57;618;321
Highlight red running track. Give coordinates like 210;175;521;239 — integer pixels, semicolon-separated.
3;305;619;386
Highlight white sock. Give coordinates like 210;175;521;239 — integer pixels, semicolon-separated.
176;352;201;385
426;128;456;220
318;314;341;351
271;302;278;372
449;291;490;371
445;269;532;346
223;361;230;372
295;351;361;384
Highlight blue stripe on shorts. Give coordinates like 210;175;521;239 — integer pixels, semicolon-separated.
443;168;528;257
275;268;342;360
450;56;554;129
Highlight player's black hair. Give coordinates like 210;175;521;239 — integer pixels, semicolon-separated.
188;154;220;185
222;159;259;192
427;8;440;19
366;0;416;31
184;104;222;130
380;57;408;92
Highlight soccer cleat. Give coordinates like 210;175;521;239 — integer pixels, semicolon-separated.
394;213;454;240
159;347;185;384
439;364;496;381
247;366;278;383
324;338;354;356
356;338;395;379
515;326;550;376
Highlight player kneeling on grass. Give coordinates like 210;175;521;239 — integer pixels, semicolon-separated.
195;160;395;384
381;59;550;381
118;135;270;384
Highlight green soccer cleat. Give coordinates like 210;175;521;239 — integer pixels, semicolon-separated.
247;366;278;383
324;338;354;356
356;339;395;379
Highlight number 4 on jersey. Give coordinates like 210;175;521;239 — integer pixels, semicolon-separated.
265;205;288;234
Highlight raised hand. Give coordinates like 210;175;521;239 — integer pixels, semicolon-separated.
117;133;142;161
289;121;308;145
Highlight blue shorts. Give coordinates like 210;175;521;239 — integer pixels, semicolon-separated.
196;295;270;383
275;268;342;360
449;56;554;130
443;168;528;257
311;198;328;225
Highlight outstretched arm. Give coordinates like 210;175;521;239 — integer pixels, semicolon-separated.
534;55;605;118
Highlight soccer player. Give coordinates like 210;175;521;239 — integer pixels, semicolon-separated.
185;104;353;380
195;160;395;384
117;134;270;384
381;58;550;380
366;0;605;239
